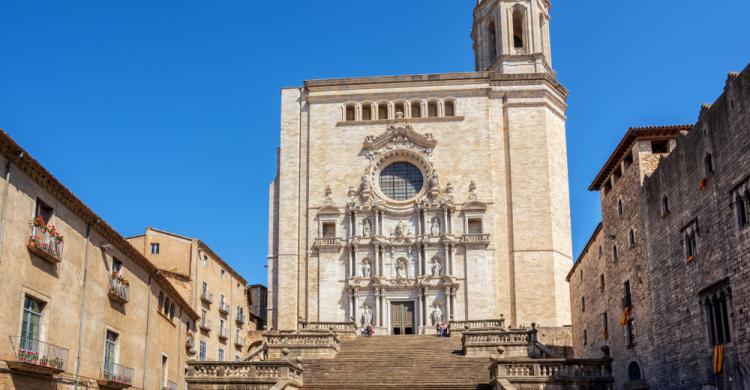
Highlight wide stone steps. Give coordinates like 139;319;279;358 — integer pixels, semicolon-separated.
301;336;492;390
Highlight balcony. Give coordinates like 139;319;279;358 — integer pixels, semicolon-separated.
199;318;213;332
8;337;69;375
219;302;230;315
99;362;135;389
163;380;177;390
235;312;245;324
234;335;245;348
460;233;491;246
313;237;342;250
27;219;64;264
200;290;213;304
108;273;130;304
218;326;229;341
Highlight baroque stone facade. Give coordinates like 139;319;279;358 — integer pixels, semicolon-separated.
569;63;750;389
268;0;573;333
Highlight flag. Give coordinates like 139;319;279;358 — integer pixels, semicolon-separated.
620;307;631;326
713;344;724;374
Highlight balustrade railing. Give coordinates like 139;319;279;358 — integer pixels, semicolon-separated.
9;336;69;373
187;361;303;387
313;237;342;248
264;331;341;360
108;273;130;303
299;321;357;332
200;289;213;304
492;358;613;381
100;361;135;386
199;318;213;332
28;222;64;263
218;326;229;340
460;234;491;244
451;318;505;330
219;302;230;315
236;312;245;324
235;335;245;347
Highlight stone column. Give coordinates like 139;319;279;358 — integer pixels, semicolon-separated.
353;290;360;326
444;243;451;276
442;207;448;234
373;210;379;237
349;289;355;322
445;287;453;321
421;288;428;327
416;244;422;276
420;210;426;237
375;289;381;328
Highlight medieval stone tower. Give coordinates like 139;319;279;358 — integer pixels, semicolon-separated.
268;0;572;332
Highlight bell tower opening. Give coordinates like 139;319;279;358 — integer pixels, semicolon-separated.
512;6;526;51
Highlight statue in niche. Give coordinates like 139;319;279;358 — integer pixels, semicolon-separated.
430;217;441;236
347;186;358;202
362;259;372;278
431;257;442;277
360;174;371;193
362;218;372;237
431;303;444;326
430;173;440;191
396;259;408;279
467;180;478;201
322;185;334;207
361;304;373;327
393;220;410;238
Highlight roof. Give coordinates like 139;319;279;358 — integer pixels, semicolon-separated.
146;226;249;285
0;128;200;320
588;125;693;191
566;223;603;282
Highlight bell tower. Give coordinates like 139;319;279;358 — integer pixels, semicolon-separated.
472;0;553;74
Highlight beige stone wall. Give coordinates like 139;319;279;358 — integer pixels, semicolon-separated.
0;148;195;389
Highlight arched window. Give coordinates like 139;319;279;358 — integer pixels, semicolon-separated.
704;153;714;175
684;231;697;260
345;104;356;121
411;101;422;118
158;292;164;310
487;20;497;63
377;103;388;120
379;162;424;201
628;361;642;381
662;196;670;216
169;303;176;320
512;6;526;50
427;101;439;118
362;103;373;121
394;102;406;118
629;229;636;247
612;245;619;262
737;193;749;228
164;298;171;315
618;199;624;217
444;100;455;117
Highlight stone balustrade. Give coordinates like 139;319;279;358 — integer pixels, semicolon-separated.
490;358;613;390
450;318;505;333
264;331;341;360
299;321;357;339
312;237;342;249
462;328;532;358
187;360;303;390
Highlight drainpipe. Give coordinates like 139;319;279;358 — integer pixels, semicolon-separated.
74;220;95;389
0;152;23;266
142;272;154;389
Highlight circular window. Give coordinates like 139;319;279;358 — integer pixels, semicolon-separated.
379;162;424;201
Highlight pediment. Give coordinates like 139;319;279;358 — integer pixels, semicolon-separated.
363;121;437;153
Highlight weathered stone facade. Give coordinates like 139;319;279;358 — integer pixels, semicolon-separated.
268;0;573;333
569;63;750;389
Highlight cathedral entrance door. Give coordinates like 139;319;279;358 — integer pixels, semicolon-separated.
390;301;415;335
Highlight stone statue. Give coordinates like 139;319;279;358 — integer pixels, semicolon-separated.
431;304;443;326
396;259;408;279
360;174;371;192
393;220;409;238
322;185;334;206
347;186;358;201
467;180;478;201
362;218;372;237
361;304;373;327
362;259;372;278
431;258;442;277
430;173;440;191
430;217;441;236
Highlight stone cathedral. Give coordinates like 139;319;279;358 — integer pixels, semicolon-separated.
268;0;572;334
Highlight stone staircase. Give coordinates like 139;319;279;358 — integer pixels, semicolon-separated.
301;335;493;390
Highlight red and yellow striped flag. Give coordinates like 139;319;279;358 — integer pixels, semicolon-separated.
602;327;609;341
620;307;631;326
713;344;724;374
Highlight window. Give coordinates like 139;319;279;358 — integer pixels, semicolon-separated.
704;153;714;175
35;199;53;224
467;218;483;235
112;258;123;274
158;292;165;310
411;101;422;118
221;269;225;278
583;329;588;346
598;246;602;258
163;298;171;315
427;101;438;118
512;7;526;50
651;140;670;154
487;20;497;62
602;312;609;341
661;196;670;216
684;223;698;261
395;102;405;118
161;355;168;389
623;281;632;309
612;245;618;262
629;229;636;247
220;294;225;306
628;361;642;382
199;341;206;361
600;274;605;291
579;270;583;283
322;222;336;238
377;103;388;120
703;286;732;346
444;100;455;117
362;104;372;121
617;199;624;217
21;296;44;348
623;152;634;169
626;319;636;346
736;193;748;228
345;104;356;121
169;303;175;320
218;348;224;362
150;243;160;255
581;296;585;312
379;162;424;201
104;330;119;370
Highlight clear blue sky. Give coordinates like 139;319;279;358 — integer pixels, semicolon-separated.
2;1;749;286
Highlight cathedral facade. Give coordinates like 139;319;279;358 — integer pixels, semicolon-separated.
268;0;572;333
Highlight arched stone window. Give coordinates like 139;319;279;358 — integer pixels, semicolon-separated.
394;102;406;118
628;361;642;381
736;193;749;228
379;162;424;201
629;229;636;247
512;6;527;51
487;20;497;63
158;292;164;310
410;101;422;118
661;195;670;216
427;101;439;118
164;298;171;315
362;103;373;121
684;229;697;260
169;303;176;320
377;102;389;120
704;153;714;175
345;104;356;121
444;100;456;117
612;245;619;262
617;198;624;217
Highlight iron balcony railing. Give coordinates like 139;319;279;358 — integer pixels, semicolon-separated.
219;302;230;315
235;312;245;324
199;318;213;332
200;289;213;304
235;335;245;347
100;361;135;386
28;223;64;263
10;336;69;372
218;326;229;340
163;380;178;390
108;273;130;303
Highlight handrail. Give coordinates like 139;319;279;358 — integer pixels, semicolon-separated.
10;336;69;371
100;361;135;386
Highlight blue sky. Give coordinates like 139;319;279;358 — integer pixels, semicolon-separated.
1;1;749;286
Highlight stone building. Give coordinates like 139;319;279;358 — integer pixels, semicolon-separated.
128;228;253;362
569;63;750;389
247;284;267;331
0;129;199;389
267;0;573;333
